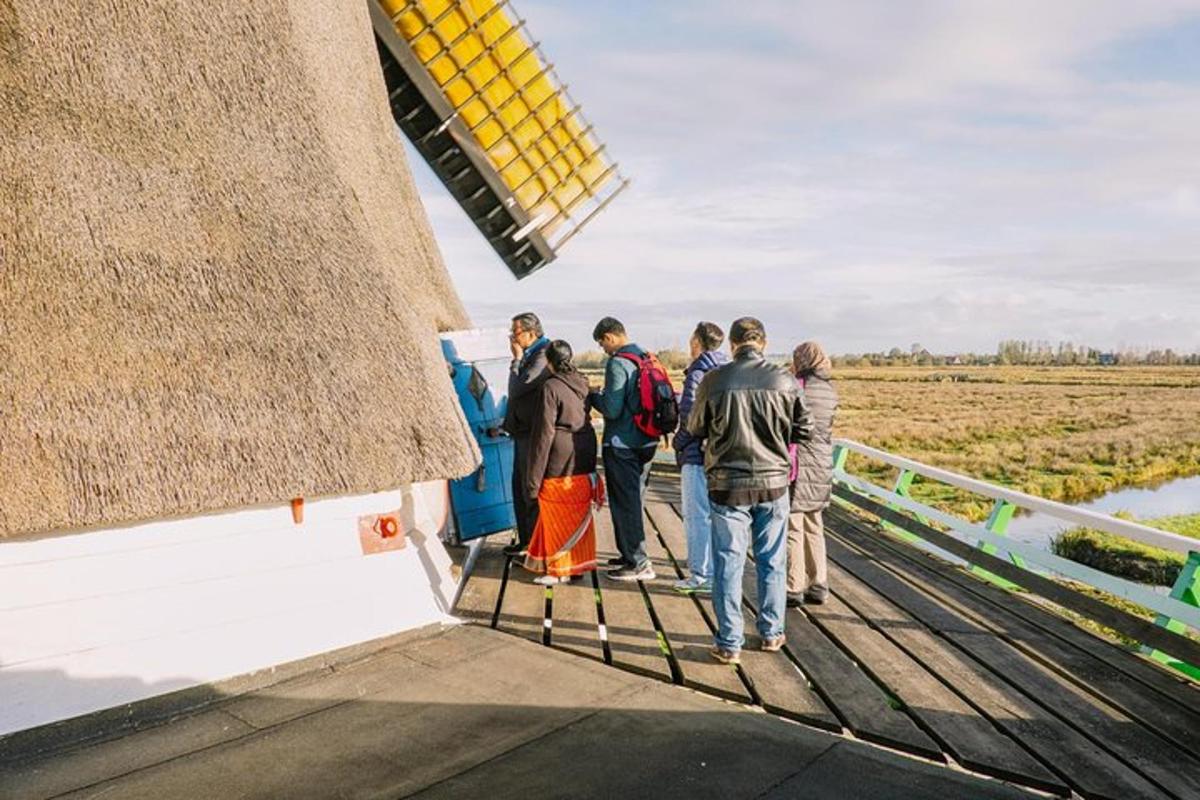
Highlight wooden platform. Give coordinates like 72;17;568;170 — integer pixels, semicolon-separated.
455;478;1200;800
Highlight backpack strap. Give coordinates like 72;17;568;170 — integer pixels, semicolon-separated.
612;352;646;412
614;351;646;368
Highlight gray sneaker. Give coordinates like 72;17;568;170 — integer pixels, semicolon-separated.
607;563;656;582
673;575;712;595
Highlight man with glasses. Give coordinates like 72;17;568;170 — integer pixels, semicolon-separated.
503;312;551;557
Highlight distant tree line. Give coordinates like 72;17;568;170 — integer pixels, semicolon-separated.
576;348;691;371
830;340;1200;368
577;340;1200;371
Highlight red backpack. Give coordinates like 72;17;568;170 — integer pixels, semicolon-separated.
615;351;680;440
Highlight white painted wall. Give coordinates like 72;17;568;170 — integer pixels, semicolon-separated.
0;482;459;737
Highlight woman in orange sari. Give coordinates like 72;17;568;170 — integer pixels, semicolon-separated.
523;340;603;584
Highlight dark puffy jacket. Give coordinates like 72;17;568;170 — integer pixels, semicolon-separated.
672;350;729;466
503;337;550;439
687;348;813;494
790;370;838;512
525;371;598;500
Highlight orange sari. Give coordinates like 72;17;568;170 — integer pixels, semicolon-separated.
524;474;604;577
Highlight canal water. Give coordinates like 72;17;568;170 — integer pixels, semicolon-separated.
1004;474;1200;549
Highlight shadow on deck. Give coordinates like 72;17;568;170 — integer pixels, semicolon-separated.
455;477;1200;800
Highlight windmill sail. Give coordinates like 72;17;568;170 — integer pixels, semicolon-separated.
372;0;628;278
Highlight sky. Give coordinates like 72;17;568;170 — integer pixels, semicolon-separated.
403;0;1200;355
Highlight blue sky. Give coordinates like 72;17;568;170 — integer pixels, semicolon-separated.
405;0;1200;354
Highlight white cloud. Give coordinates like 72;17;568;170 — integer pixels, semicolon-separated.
414;1;1200;354
1167;184;1200;216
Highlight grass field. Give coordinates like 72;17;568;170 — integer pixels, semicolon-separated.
830;366;1200;522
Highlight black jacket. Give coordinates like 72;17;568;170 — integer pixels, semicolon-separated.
525;371;598;500
790;371;838;512
504;339;550;439
687;348;812;495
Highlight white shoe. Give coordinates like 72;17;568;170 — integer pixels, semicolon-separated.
607;563;656;582
533;574;569;585
673;575;711;594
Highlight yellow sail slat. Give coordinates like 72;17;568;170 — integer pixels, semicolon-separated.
380;0;613;237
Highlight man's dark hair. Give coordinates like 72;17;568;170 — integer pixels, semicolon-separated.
729;317;766;348
592;316;626;342
693;321;725;352
545;340;576;373
511;312;543;337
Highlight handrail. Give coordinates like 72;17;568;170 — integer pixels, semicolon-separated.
831;438;1200;670
834;471;1200;631
834;438;1198;556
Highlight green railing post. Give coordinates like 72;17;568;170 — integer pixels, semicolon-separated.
884;469;924;545
1143;551;1200;680
970;499;1024;590
832;444;848;472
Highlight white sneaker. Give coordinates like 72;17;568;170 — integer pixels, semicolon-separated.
673;575;711;595
607;563;656;582
533;574;570;586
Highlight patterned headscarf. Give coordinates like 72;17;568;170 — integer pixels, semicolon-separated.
792;341;832;378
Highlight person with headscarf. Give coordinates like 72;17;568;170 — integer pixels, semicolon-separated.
523;340;604;585
787;341;839;606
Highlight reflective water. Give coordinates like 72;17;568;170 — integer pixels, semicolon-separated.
1004;474;1200;548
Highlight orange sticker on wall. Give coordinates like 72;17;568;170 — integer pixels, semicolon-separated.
358;510;406;556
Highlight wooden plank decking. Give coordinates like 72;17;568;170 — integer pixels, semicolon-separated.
453;479;1200;800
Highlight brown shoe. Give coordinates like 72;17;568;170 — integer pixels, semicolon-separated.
710;647;741;665
761;634;787;652
804;587;828;605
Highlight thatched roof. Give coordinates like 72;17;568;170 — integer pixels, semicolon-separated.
0;0;481;539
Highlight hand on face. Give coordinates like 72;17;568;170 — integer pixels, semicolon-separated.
510;324;533;359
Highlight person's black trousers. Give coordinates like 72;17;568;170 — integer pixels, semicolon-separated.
511;437;539;546
603;445;656;568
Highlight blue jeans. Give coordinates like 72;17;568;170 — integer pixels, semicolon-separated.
710;494;790;652
680;464;713;582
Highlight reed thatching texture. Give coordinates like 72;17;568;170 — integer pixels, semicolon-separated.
0;0;481;538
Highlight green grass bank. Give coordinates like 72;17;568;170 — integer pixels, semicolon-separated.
1052;513;1200;586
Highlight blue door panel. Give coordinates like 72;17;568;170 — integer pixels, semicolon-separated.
441;332;517;541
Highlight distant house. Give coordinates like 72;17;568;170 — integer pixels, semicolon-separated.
1;1;480;741
1098;353;1118;366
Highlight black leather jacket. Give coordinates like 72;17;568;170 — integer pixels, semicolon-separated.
687;347;813;494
